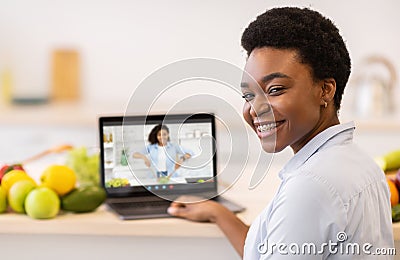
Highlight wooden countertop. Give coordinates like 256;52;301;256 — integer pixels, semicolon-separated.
1;161;398;240
392;223;400;240
0;204;225;237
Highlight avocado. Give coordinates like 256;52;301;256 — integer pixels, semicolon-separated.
61;186;106;213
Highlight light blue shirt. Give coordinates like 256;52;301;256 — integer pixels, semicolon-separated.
244;122;394;259
141;142;193;176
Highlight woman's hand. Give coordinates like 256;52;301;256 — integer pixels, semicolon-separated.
183;153;191;160
167;197;224;223
174;153;192;170
143;158;151;167
133;152;151;167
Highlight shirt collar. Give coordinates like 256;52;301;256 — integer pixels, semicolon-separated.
154;142;171;148
279;121;355;179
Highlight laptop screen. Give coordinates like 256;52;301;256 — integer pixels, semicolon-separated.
99;114;217;197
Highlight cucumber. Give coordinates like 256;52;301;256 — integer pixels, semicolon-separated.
61;186;106;213
392;204;400;222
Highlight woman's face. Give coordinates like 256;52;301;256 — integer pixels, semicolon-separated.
157;129;169;146
241;47;326;153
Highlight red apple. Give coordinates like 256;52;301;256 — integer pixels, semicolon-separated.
0;164;25;184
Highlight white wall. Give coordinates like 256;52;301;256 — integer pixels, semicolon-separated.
0;0;399;112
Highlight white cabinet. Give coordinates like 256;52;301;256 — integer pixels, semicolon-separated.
103;128;115;169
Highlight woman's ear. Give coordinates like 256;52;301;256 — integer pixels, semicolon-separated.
321;78;336;104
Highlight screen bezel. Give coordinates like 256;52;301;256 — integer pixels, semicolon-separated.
99;113;218;198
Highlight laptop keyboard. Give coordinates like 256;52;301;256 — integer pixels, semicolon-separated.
113;200;170;209
108;200;171;218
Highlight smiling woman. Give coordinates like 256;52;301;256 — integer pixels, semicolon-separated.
241;48;340;153
167;6;394;259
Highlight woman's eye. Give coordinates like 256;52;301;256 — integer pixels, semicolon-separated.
242;93;254;102
268;86;285;95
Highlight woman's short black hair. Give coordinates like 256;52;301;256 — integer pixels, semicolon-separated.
148;124;170;144
241;7;351;110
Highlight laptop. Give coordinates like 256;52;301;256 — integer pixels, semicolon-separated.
99;113;245;220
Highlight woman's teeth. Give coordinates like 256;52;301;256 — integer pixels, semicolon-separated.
257;122;278;132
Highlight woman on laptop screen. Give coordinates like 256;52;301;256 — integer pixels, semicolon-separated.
167;6;393;259
133;124;193;180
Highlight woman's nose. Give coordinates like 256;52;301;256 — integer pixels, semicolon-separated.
249;96;271;118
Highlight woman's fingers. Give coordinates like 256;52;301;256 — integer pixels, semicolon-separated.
167;197;218;222
145;160;151;167
167;204;188;217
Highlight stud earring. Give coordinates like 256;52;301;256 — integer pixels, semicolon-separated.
324;101;328;108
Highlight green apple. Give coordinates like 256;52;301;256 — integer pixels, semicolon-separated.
25;187;60;219
8;180;36;213
0;186;7;213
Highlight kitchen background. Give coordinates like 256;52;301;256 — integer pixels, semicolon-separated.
0;0;399;176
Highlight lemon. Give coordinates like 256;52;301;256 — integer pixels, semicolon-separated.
1;170;36;194
41;165;76;196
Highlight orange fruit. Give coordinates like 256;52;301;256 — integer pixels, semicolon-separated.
1;170;36;194
387;178;399;206
41;165;76;196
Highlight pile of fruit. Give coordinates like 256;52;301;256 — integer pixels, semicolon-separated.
377;150;400;222
105;178;130;188
0;164;106;219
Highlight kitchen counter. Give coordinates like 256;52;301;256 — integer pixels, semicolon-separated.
2;167;400;259
393;223;400;240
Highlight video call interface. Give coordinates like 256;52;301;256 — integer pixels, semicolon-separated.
102;120;214;190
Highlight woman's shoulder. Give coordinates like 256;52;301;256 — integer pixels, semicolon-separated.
276;173;346;220
166;142;180;149
309;142;381;179
145;143;158;150
297;143;385;202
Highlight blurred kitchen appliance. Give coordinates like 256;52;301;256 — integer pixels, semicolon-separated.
350;55;397;118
